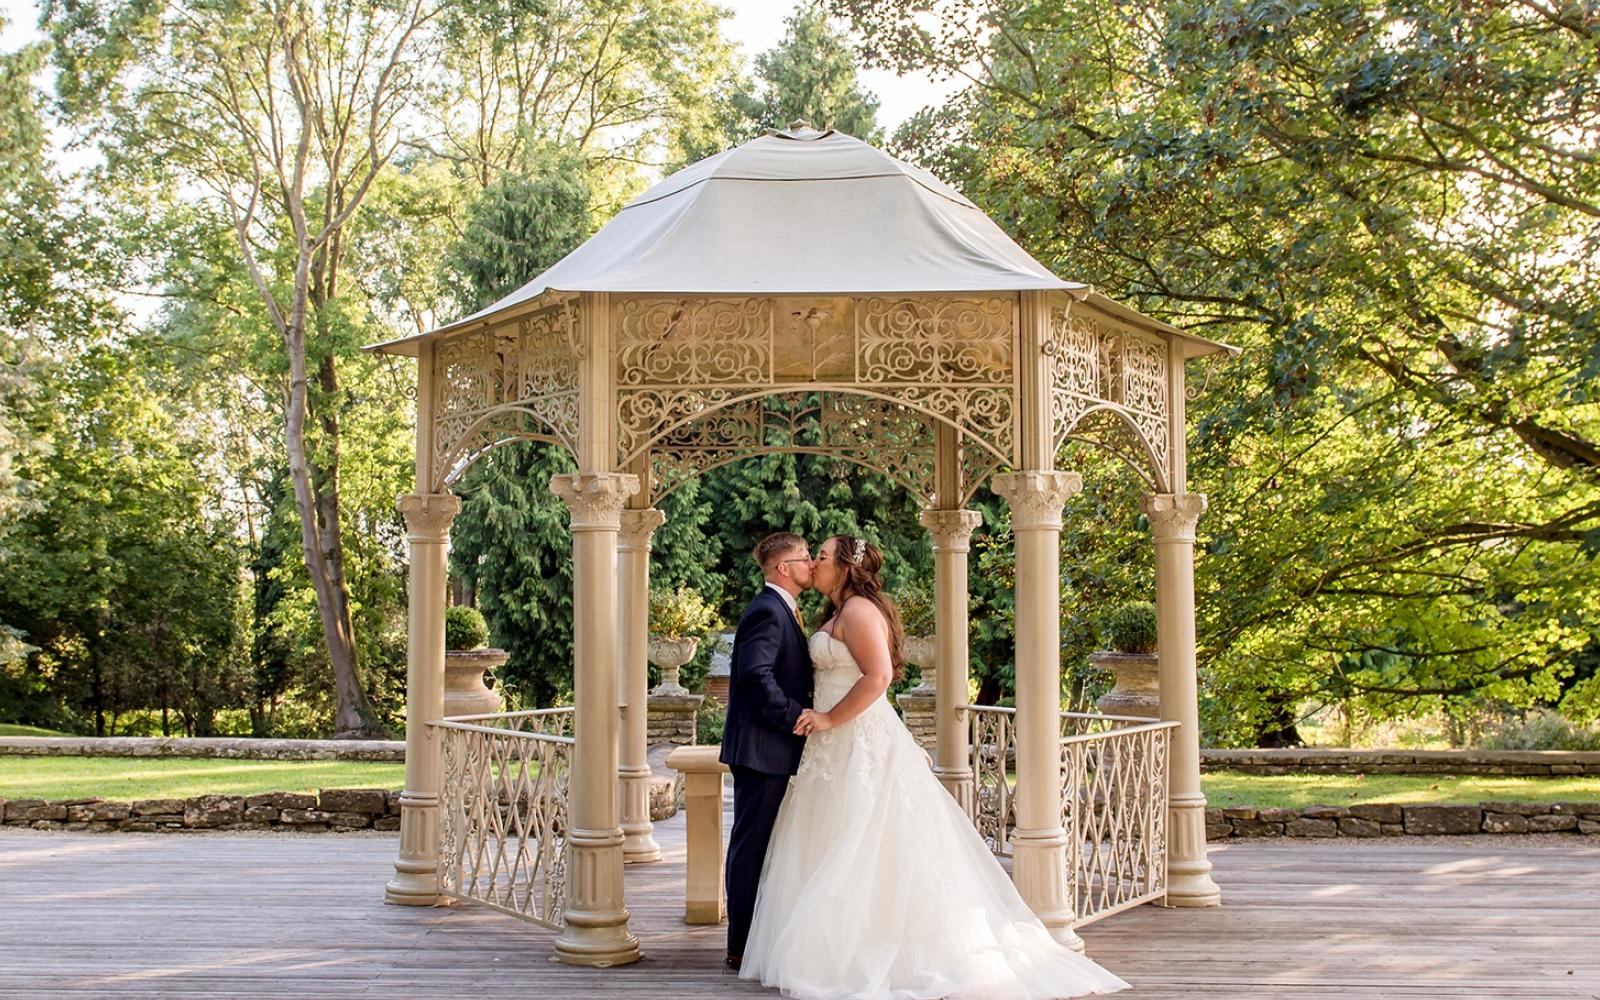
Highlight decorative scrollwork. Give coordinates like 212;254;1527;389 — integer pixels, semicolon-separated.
1047;307;1171;485
1060;408;1161;490
430;302;580;488
858;297;1013;384
646;392;940;504
617;297;771;386
435;708;575;930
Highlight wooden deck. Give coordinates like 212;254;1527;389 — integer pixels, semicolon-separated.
1;811;1596;999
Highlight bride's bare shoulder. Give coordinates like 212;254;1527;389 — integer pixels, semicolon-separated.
838;596;888;630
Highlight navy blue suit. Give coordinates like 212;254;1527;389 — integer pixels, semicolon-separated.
719;585;812;958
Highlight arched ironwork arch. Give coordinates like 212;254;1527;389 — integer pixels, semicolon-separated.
637;389;1007;507
1058;405;1167;491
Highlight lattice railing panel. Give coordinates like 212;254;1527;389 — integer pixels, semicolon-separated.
434;708;575;930
968;706;1014;855
961;706;1174;927
1062;720;1176;926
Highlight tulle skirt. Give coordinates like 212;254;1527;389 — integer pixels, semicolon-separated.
739;701;1129;1000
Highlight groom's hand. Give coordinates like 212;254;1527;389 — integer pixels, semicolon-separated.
794;709;834;736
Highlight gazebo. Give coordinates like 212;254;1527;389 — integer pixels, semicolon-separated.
367;123;1234;967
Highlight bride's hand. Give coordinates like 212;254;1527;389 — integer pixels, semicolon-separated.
794;710;834;736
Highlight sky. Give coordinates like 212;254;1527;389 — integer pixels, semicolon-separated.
0;0;963;137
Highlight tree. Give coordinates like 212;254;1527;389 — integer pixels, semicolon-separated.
833;0;1600;740
47;0;444;736
741;6;883;141
678;4;884;159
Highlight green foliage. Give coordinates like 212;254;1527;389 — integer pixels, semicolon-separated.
696;694;727;745
440;142;594;314
739;7;883;141
649;586;722;640
838;0;1600;743
1479;709;1600;753
892;578;935;637
1100;602;1158;655
444;607;490;651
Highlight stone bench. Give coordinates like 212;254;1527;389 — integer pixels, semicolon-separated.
664;745;728;925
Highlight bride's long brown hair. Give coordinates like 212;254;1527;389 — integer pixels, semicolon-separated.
819;535;906;681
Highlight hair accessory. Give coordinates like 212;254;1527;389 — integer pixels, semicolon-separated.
851;537;866;562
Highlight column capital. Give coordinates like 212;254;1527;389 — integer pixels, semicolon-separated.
919;508;983;552
991;471;1083;530
396;492;462;541
1142;492;1208;543
550;473;640;530
618;508;667;552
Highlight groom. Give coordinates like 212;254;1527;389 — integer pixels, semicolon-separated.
718;531;814;972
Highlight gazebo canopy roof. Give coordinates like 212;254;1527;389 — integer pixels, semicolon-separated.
368;123;1234;358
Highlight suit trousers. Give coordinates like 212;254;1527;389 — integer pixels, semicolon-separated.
726;764;791;958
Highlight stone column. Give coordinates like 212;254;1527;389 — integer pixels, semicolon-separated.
386;492;462;906
617;507;665;864
919;508;983;814
1143;492;1222;907
551;472;642;966
992;470;1084;951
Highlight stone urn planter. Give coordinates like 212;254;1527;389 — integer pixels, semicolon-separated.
444;648;507;717
1089;651;1159;719
903;634;937;693
648;636;699;697
442;605;503;717
1091;600;1160;719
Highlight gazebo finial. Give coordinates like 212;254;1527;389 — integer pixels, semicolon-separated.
764;117;832;140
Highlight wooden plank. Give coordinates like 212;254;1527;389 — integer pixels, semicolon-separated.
0;820;1597;998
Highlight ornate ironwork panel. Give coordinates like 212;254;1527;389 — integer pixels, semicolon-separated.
430;302;581;488
434;708;575;930
1061;719;1176;927
966;706;1015;856
1047;305;1171;488
648;392;938;503
614;294;1017;473
962;705;1174;928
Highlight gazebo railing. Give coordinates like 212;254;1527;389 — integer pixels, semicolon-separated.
961;705;1177;927
432;707;575;930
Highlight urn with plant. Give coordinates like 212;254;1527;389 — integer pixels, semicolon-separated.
443;605;505;718
1090;601;1160;719
893;580;937;692
648;586;722;696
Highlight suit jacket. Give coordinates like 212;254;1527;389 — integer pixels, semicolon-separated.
718;586;813;775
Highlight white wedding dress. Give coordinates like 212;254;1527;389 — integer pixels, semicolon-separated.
740;631;1129;1000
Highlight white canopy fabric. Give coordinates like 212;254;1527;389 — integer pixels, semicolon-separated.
369;124;1234;357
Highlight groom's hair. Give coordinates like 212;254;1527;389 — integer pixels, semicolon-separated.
754;532;806;573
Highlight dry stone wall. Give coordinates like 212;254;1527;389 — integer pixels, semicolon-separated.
0;788;403;832
1205;801;1600;839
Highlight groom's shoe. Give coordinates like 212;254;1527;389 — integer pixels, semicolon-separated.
723;955;742;974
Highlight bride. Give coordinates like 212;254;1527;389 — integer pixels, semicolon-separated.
739;535;1129;1000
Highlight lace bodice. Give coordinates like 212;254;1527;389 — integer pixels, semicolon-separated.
808;630;869;711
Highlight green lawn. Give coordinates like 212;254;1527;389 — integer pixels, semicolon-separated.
0;724;72;737
0;757;405;801
4;756;1598;808
1202;770;1600;810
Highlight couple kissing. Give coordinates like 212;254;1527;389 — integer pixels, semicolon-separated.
717;531;1127;1000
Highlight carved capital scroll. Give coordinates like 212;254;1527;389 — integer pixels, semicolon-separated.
549;474;641;531
1141;492;1207;543
919;509;983;553
991;471;1084;531
397;493;463;542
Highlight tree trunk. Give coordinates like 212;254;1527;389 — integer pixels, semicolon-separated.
282;299;385;738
